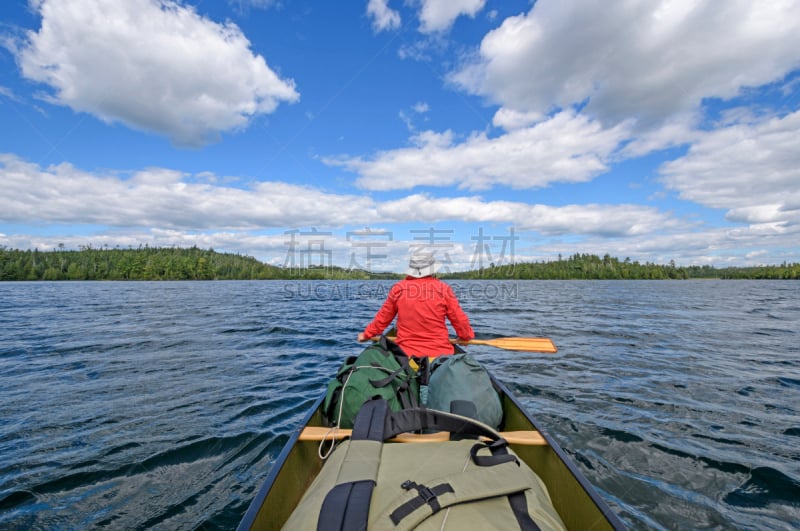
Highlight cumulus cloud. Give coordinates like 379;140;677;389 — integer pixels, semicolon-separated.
367;0;487;34
0;154;373;230
367;0;401;32
552;219;800;267
379;195;680;237
450;1;800;131
1;153;676;240
659;110;800;227
417;0;486;33
492;108;544;131
15;0;298;146
325;110;632;190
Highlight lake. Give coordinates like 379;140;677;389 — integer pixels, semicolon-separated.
1;280;798;529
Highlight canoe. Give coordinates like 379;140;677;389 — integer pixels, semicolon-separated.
238;369;627;530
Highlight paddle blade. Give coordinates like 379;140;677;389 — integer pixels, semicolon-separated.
465;337;557;353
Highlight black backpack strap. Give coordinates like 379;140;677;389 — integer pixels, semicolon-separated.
379;336;415;376
367;364;417;411
375;336;420;410
385;407;503;442
379;334;405;355
389;480;455;525
413;355;432;385
470;438;541;531
469;439;519;467
351;398;389;441
317;399;389;531
317;481;375;531
508;492;541;531
368;364;406;388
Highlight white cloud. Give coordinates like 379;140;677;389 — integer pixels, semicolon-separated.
417;0;486;33
0;86;17;100
535;216;800;267
0;154;374;230
492;108;543;131
412;101;430;113
15;0;299;146
325;110;632;191
1;153;677;239
4;150;796;267
379;195;680;237
659;110;800;227
367;0;401;33
230;0;280;10
617;114;700;158
450;1;800;132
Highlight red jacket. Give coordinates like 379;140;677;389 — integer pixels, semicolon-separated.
362;277;474;357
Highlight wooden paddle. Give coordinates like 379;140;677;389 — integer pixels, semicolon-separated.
372;335;557;353
455;337;557;353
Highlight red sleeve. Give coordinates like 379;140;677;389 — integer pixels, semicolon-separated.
362;285;400;339
445;284;474;340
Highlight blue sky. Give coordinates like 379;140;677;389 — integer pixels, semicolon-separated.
1;0;799;272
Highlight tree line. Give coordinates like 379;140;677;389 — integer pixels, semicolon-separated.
0;247;797;281
446;253;800;280
0;246;373;281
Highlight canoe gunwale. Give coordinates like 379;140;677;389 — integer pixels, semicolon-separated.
236;393;325;531
490;377;627;530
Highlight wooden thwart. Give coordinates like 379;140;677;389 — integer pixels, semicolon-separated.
299;426;547;446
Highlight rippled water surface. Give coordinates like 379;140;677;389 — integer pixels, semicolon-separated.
1;280;798;530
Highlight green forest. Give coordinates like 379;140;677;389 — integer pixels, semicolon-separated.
446;253;800;280
0;246;377;281
1;246;798;281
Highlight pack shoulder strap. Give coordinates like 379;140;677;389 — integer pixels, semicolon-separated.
385;407;503;442
317;399;388;531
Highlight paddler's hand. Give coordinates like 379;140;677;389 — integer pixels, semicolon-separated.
357;333;367;342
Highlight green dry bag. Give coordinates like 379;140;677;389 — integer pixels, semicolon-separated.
323;337;419;429
427;353;503;429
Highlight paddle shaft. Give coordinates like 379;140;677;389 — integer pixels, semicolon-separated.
371;335;557;353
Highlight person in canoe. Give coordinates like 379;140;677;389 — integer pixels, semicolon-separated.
357;251;474;357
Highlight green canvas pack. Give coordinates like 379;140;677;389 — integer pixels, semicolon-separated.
427;353;503;429
323;337;419;429
284;400;566;531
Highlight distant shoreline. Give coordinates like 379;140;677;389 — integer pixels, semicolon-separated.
1;246;797;281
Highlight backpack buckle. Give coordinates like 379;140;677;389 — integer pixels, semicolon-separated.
401;480;437;503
